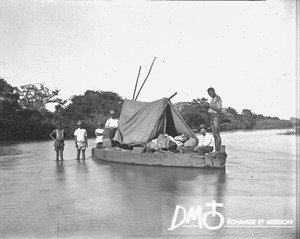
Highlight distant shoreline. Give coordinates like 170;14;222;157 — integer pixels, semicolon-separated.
252;119;293;130
0;127;296;144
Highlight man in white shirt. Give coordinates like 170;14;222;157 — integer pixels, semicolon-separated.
74;120;88;160
105;110;119;147
193;124;214;155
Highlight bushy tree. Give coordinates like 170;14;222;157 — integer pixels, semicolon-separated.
17;83;66;111
61;90;124;136
0;78;20;139
226;107;238;117
175;99;210;129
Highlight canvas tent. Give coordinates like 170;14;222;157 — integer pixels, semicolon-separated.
114;98;198;146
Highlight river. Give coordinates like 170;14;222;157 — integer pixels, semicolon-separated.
0;129;297;238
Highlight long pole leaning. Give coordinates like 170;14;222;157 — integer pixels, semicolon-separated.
179;104;193;114
134;57;157;101
191;122;228;132
168;92;177;100
132;66;141;100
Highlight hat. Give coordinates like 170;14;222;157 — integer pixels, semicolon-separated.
110;110;115;115
199;124;207;130
76;120;82;126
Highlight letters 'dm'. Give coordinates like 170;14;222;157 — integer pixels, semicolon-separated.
168;201;224;231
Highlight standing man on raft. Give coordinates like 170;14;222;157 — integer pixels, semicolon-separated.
105;110;119;147
203;87;222;156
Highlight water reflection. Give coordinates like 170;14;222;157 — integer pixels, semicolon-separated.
55;161;65;182
0;141;25;157
76;159;89;172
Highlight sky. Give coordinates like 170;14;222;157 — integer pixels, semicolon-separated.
0;0;297;119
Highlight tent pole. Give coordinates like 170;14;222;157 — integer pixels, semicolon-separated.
134;57;157;101
168;92;177;100
163;111;167;135
162;92;176;134
132;66;141;100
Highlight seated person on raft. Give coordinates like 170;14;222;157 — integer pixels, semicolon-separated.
193;124;214;155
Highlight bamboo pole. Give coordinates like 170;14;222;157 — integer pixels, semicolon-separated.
134;57;157;101
163;111;167;135
132;66;141;100
179;104;193;114
168;92;177;100
207;122;228;130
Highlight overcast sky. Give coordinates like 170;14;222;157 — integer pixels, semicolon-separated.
0;0;296;119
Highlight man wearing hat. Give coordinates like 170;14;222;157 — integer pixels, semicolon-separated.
74;120;88;159
105;110;119;147
193;124;214;156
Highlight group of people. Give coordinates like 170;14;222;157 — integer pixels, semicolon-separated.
49;87;222;160
49;110;119;160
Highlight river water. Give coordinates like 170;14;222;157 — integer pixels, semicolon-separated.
0;129;297;238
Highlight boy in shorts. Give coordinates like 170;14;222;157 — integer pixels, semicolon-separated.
50;122;65;160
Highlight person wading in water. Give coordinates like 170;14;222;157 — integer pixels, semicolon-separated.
50;122;65;161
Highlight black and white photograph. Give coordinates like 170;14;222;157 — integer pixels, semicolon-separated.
0;0;298;238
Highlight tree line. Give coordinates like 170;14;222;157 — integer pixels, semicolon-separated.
175;101;292;131
0;78;123;140
0;78;294;141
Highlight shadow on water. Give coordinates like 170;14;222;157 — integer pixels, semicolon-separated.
90;159;228;236
92;159;227;197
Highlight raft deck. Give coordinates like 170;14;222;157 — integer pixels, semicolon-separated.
92;147;227;169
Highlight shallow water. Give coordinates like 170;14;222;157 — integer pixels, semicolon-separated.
0;130;297;238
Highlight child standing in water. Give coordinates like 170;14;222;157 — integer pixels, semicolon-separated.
95;122;105;148
50;122;65;160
